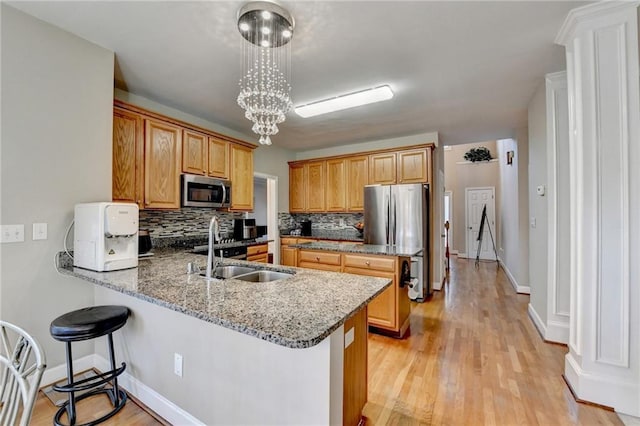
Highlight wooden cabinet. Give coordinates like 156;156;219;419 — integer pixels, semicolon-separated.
182;130;207;175
343;306;368;426
113;108;144;207
248;243;268;263
343;254;410;336
346;156;368;212
397;148;428;183
144;119;182;209
369;152;397;184
230;144;253;211
289;163;306;213
280;238;298;266
208;137;229;179
298;250;342;272
325;158;346;211
306;161;325;212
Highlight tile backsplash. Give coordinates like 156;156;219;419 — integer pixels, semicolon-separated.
278;212;364;231
140;208;244;237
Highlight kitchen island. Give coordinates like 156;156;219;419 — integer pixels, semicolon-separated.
58;248;390;425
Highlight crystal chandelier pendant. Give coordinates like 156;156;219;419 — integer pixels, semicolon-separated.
237;2;294;146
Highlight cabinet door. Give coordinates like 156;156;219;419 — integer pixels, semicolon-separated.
113;108;143;207
208;137;229;179
144;119;182;209
344;267;396;330
306;161;326;212
325;158;346;212
182;129;207;175
346;155;368;212
369;153;396;184
343;306;368;426
281;246;297;266
289;163;306;212
230;144;253;211
397;149;427;183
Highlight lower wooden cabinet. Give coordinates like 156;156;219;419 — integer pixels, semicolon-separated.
280;238;298;266
343;306;368;426
247;243;268;263
298;250;342;272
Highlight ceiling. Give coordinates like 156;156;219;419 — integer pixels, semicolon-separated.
8;1;585;150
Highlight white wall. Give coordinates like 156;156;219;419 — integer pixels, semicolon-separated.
113;90;296;212
0;5;114;365
497;135;530;294
253;178;268;226
527;81;549;322
295;131;439;160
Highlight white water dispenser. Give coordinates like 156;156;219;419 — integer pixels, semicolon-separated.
73;202;139;271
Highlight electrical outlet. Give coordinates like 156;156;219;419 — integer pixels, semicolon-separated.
1;225;24;243
174;353;183;377
32;223;47;240
339;218;345;227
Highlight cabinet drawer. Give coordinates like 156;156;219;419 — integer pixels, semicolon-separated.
248;253;268;263
298;250;342;266
247;244;268;256
344;254;395;272
296;238;317;244
281;238;298;245
298;262;341;272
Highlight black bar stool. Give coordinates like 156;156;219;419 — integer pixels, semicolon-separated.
50;305;130;426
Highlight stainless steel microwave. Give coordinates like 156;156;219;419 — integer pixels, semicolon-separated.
181;174;231;208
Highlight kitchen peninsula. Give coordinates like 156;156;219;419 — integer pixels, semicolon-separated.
58;248;390;425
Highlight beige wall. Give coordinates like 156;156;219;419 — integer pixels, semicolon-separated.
1;5;115;366
444;141;501;255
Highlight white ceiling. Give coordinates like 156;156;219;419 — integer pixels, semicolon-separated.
8;1;586;150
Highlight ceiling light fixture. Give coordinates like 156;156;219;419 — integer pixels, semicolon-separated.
237;1;294;146
295;85;394;118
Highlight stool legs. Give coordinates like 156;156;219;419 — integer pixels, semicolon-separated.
64;341;76;425
107;333;120;407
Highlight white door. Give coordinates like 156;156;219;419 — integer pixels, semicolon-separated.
465;187;496;260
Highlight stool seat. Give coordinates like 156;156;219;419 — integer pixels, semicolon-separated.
50;306;129;342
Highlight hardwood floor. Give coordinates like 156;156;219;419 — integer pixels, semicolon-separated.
30;256;621;425
363;256;622;425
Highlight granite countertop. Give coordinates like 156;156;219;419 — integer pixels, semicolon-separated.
57;249;391;349
280;229;364;242
289;241;423;257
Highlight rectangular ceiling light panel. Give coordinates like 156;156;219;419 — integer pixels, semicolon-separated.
295;85;394;118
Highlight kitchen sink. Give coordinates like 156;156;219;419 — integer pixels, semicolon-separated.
201;265;257;279
232;270;294;283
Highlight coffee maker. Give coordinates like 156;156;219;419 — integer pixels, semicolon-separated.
233;218;257;240
73;202;139;272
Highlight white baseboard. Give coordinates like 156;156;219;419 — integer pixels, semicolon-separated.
565;353;640;417
40;354;202;425
545;320;569;344
498;258;530;294
450;250;459;255
457;252;467;258
527;304;546;340
41;354;96;387
94;355;204;426
432;280;442;291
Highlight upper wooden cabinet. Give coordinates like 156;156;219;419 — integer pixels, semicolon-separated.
182;129;207;175
397;148;429;184
113;108;143;207
208;137;229;179
230;144;253;211
306;161;325;212
369;152;397;184
289;163;306;212
144;119;182;209
346;156;368;212
326;158;346;212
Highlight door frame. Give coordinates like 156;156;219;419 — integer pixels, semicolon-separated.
254;172;279;265
444;190;453;255
464;186;495;259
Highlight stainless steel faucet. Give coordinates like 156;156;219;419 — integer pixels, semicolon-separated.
206;216;222;279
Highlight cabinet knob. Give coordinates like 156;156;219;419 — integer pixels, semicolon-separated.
365;261;370;266
315;256;320;261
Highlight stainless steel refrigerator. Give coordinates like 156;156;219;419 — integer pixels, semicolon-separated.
364;183;430;301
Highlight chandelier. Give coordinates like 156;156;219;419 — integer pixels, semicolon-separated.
237;1;294;146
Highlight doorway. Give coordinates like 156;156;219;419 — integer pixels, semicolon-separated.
465;187;496;260
253;172;279;264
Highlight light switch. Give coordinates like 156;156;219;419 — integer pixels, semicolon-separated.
536;185;546;196
33;223;47;240
1;225;25;243
530;217;537;228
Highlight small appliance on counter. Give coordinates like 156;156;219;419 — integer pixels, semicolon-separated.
233;218;257;240
73;202;139;272
138;229;153;257
300;220;312;236
181;174;231;208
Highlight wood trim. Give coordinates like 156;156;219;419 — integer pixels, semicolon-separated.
288;143;435;166
114;99;256;150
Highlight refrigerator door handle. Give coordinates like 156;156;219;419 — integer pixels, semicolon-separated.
392;194;397;246
385;193;390;244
